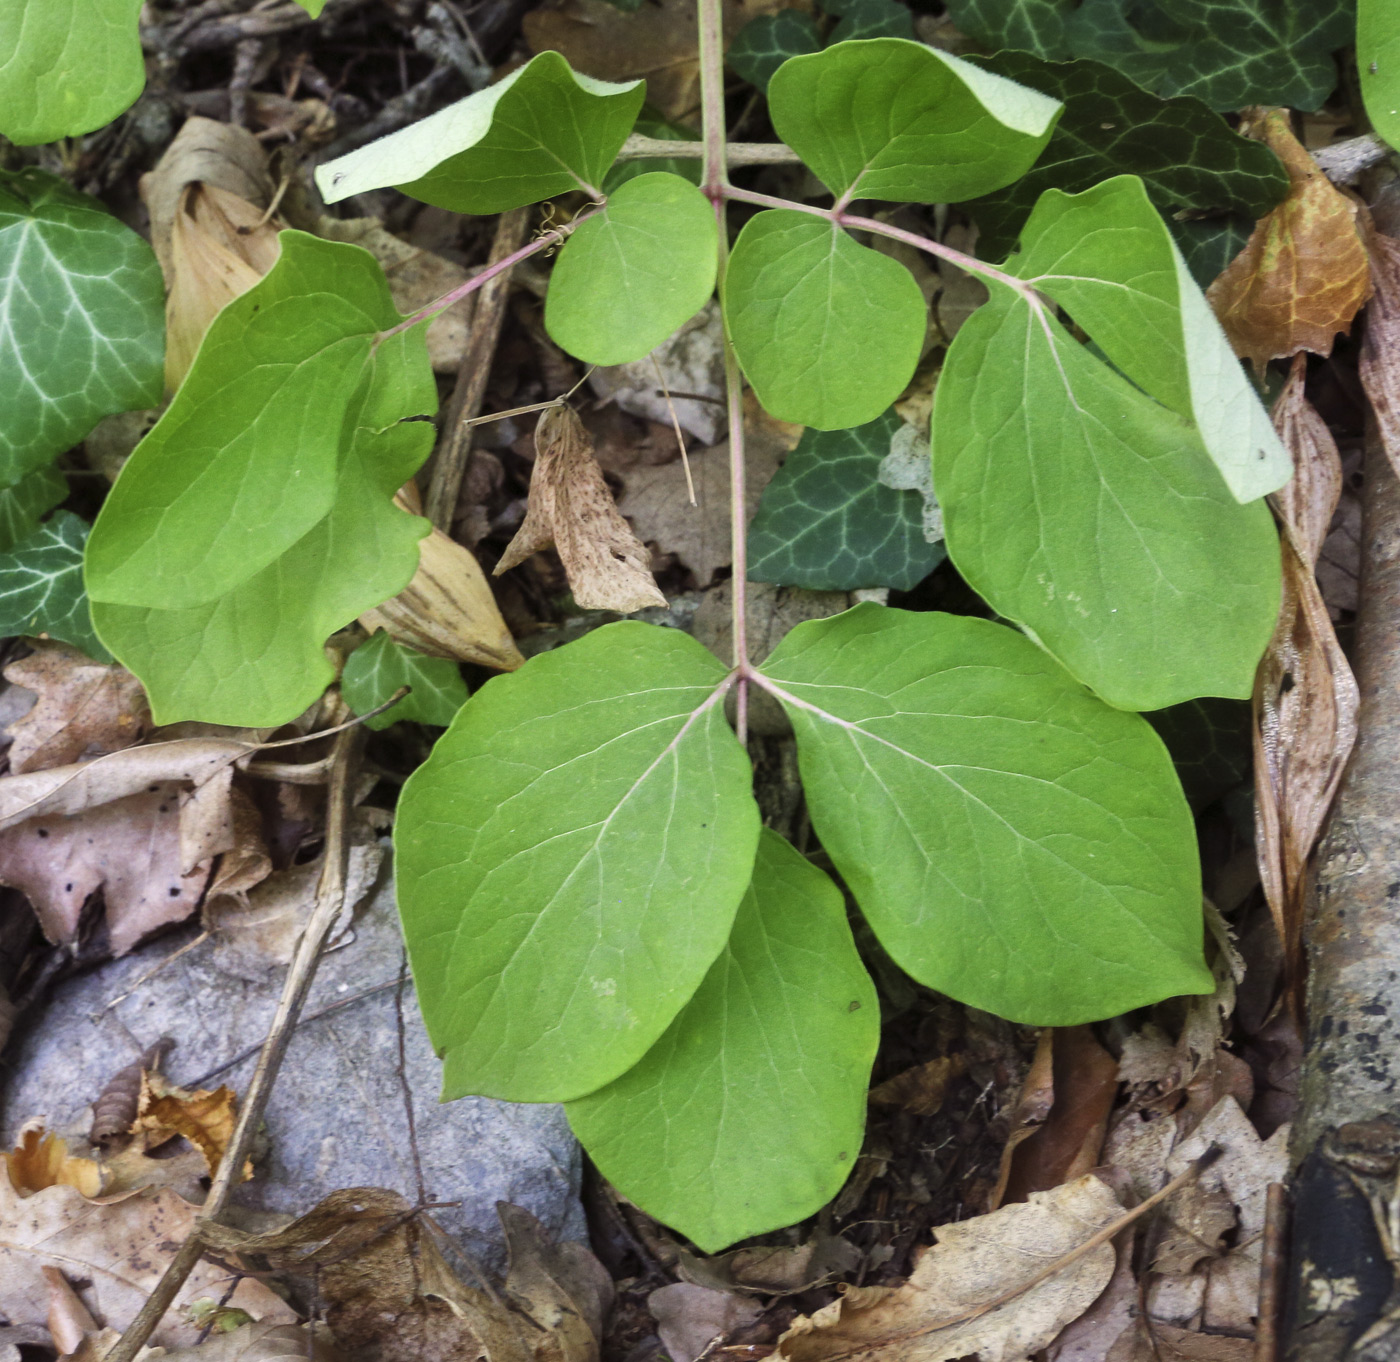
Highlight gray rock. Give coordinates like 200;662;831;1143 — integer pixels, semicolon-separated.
0;867;586;1274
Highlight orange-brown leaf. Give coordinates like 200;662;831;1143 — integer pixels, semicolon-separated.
3;1129;103;1199
134;1074;249;1181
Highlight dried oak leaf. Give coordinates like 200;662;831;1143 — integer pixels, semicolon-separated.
774;1175;1123;1362
45;1264;99;1357
1207;109;1372;368
497;405;667;613
869;1056;966;1118
158;1321;341;1362
133;1072;249;1182
3;1128;102;1198
648;1284;762;1362
1361;227;1400;483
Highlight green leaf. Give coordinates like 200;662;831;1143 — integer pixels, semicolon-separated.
1361;0;1400;151
747;410;944;591
342;631;469;730
0;0;145;144
0;465;67;555
759;605;1212;1023
827;0;916;42
394;623;761;1103
0;511;110;661
960;53;1288;259
567;829;878;1252
1168;216;1253;290
724;211;925;430
545;173;717;366
0;169;164;489
768;39;1061;204
1146;697;1251;812
728;12;822;91
315;51;645;213
86;231;436;726
603;111;701;189
294;0;327;12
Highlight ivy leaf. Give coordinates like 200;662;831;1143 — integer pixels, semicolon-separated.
0;466;68;555
394;623;761;1104
724;211;925;430
759;606;1212;1023
747;410;944;591
0;512;110;662
86;231;436;726
315;51;645;213
1146;697;1251;812
604;112;701;189
546;173;717;365
959;53;1288;260
1169;217;1254;289
769;39;1061;205
826;0;917;43
0;0;145;145
1361;0;1400;151
567;829;878;1252
728;12;822;92
0;169;164;490
342;631;469;730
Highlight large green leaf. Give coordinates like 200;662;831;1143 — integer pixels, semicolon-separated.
0;466;67;555
546;173;717;365
960;53;1288;259
0;170;164;489
315;51;644;213
768;39;1061;204
86;231;436;726
0;0;145;145
567;829;878;1252
728;11;822;91
724;211;924;430
394;623;761;1104
342;631;469;730
747;410;944;591
759;606;1212;1023
1361;0;1400;151
0;511;109;661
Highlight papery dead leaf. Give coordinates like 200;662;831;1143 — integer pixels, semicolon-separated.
649;1284;762;1362
1361;228;1400;483
869;1056;965;1118
775;1175;1124;1362
1105;1322;1252;1362
497;405;667;613
44;1265;99;1356
158;1321;341;1362
179;766;270;888
91;1038;171;1148
4;1128;103;1199
678;1236;861;1296
134;1073;248;1181
989;1029;1055;1209
1208;109;1372;367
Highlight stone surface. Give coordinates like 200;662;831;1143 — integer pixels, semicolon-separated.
0;864;586;1273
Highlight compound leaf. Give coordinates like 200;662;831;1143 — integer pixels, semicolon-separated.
546;172;717;365
567;829;878;1253
394;623;761;1104
769;39;1061;204
86;231;436;726
759;606;1212;1023
0;169;164;490
1361;0;1400;151
728;12;822;91
342;631;469;730
316;51;644;213
748;410;944;591
724;210;924;430
0;511;108;661
0;466;67;555
0;0;145;145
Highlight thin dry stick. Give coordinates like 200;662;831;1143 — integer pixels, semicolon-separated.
424;204;534;529
650;354;697;506
104;719;364;1362
1255;1182;1288;1362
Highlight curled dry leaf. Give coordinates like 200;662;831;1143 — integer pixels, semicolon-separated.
649;1284;762;1362
497;405;667;613
1208;109;1372;368
1361;228;1400;483
90;1038;172;1148
133;1072;249;1181
4;1128;103;1198
869;1055;966;1118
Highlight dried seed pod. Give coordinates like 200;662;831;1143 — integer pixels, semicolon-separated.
89;1037;173;1148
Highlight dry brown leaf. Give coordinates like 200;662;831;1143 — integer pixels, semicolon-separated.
159;1322;341;1362
4;1129;103;1198
649;1284;762;1362
1207;109;1372;367
990;1028;1055;1209
1044;1236;1137;1362
869;1056;966;1118
678;1237;860;1296
497;405;667;612
1361;228;1400;483
3;645;150;776
1105;1322;1252;1362
45;1265;99;1357
133;1073;248;1181
180;767;271;893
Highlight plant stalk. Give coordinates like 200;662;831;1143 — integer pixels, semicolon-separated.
617;133;801;166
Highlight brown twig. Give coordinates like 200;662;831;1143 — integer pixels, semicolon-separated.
1255;1183;1288;1362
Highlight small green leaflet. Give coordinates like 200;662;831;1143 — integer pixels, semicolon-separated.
769;39;1061;205
546;173;717;366
0;0;145;145
748;410;944;591
315;52;644;213
342;631;469;730
960;53;1288;259
394;623;761;1104
724;211;924;430
86;232;436;727
567;829;878;1253
729;12;822;91
0;466;67;555
0;511;109;662
0;169;164;490
1361;0;1400;151
759;606;1212;1023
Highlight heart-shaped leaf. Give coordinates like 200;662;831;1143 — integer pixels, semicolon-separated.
0;511;109;661
728;11;822;91
0;466;67;555
342;631;469;730
1362;0;1400;151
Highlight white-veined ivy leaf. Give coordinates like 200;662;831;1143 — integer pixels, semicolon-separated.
747;409;944;591
546;173;717;365
1005;176;1288;503
86;231;436;726
342;630;468;729
728;12;822;92
394;622;761;1104
0;511;109;661
1362;0;1400;152
604;111;701;190
0;169;164;489
0;0;145;145
1169;216;1254;290
566;828;878;1253
759;605;1212;1023
826;0;917;44
768;39;1061;204
315;51;644;213
724;210;924;430
932;277;1279;711
0;465;67;555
